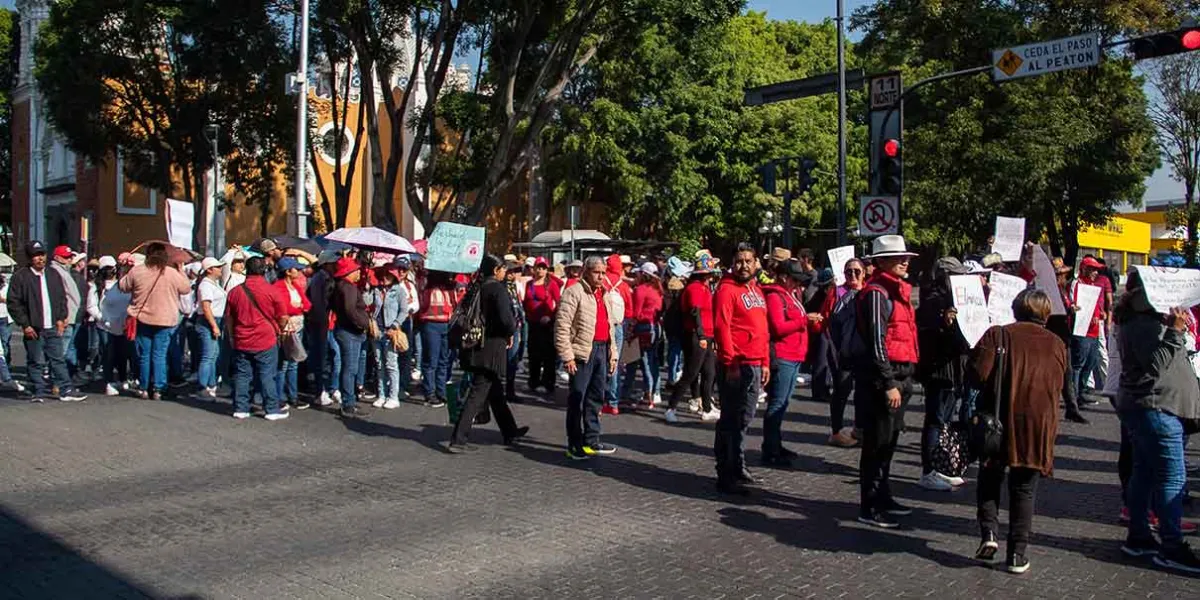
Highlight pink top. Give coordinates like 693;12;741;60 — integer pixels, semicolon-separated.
119;264;192;327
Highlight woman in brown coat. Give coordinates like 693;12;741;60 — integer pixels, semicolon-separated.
969;289;1066;575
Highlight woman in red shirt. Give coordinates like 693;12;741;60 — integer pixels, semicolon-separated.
761;261;812;466
665;259;718;423
274;257;312;410
523;257;561;393
632;263;665;408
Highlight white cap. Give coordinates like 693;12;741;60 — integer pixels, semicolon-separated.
184;262;203;276
201;257;224;270
620;254;633;265
524;257;536;267
71;252;87;264
98;255;117;269
503;253;517;262
638;263;659;276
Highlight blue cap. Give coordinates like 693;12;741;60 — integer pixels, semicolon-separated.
276;257;303;272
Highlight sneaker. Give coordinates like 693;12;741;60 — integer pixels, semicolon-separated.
382;398;401;409
446;443;477;454
975;531;999;562
169;380;188;389
359;388;376;400
652;393;662;407
372;398;386;408
797;374;809;386
1006;554;1030;574
59;390;87;402
1153;543;1200;574
291;399;310;410
919;472;954;491
151;391;163;401
29;396;46;403
688;398;702;413
600;404;619;416
426;398;446;409
340;405;369;419
858;511;900;529
757;391;767;405
232;411;251;419
204;387;218;398
701;408;721;422
331;390;343;403
104;383;120;396
10;380;26;393
664;408;679;423
264;411;289;421
829;431;858;447
1121;536;1161;558
566;446;592;461
1149;512;1199;534
278;403;290;412
410;370;422;382
583;443;617;456
879;498;913;516
317;391;334;406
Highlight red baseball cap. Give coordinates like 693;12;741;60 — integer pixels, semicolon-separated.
333;257;359;279
53;245;74;260
533;257;549;268
1080;256;1104;270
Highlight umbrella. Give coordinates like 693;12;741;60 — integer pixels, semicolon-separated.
129;240;202;265
412;239;428;256
0;253;15;268
325;227;417;254
273;234;323;256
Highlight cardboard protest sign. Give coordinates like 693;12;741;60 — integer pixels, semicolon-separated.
166;199;195;251
424;222;486;273
991;216;1025;262
1031;246;1066;316
1132;265;1200;314
950;275;991;348
987;272;1027;327
1072;283;1102;337
827;245;856;286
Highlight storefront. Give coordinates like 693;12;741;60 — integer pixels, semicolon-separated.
1076;216;1151;271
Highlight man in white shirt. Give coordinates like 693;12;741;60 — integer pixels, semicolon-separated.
6;241;84;401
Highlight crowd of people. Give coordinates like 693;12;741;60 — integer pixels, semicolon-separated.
1;229;1198;577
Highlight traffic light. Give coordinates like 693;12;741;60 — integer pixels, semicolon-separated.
758;162;777;195
1131;27;1200;60
799;158;818;192
880;138;902;195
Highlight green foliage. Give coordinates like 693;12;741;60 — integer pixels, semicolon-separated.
0;9;17;211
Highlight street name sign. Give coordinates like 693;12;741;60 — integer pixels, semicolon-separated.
992;32;1101;82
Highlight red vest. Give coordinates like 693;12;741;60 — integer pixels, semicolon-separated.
863;272;919;364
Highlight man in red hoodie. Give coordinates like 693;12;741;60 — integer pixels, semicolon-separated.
713;243;770;495
603;254;634;414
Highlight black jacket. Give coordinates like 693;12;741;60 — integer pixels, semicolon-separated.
7;266;68;330
916;281;969;386
331;279;371;334
305;270;333;328
464;278;517;375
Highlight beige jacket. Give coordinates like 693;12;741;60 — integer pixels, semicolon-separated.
555;280;619;364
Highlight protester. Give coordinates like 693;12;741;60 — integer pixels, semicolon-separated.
448;254;529;453
415;271;456;408
224;257;289;420
632;262;664;408
195;257;226;397
119;242;192;400
331;257;373;418
970;290;1066;574
503;261;527;403
855;235;920;528
305;250;341;406
524;257;561;394
665;258;718;423
1071;256;1107;401
713;243;770;495
50;245;85;378
823;257;866;446
0;272;12;364
915;257;973;491
1046;257;1090;424
371;264;407;409
1087;255;1115;395
603;254;634;414
556;256;619;459
1115;270;1200;574
761;260;811;467
7;240;83;402
806;268;837;405
564;259;583;288
662;256;690;385
274;257;311;410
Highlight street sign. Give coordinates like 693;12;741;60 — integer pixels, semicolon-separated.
992;32;1101;82
745;69;866;106
858;195;899;237
870;73;901;110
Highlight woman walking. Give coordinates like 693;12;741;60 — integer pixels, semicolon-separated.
632;263;664;408
119;242;191;400
969;290;1066;574
196;257;227;398
448;254;528;453
665;259;718;423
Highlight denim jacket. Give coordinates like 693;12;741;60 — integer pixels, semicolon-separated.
374;285;408;330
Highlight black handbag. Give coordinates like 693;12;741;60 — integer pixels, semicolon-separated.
969;327;1009;460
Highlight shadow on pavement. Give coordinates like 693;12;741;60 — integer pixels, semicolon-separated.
340;417;453;453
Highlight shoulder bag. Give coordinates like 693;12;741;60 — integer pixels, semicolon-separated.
242;284;306;363
125;270;164;341
968;326;1010;461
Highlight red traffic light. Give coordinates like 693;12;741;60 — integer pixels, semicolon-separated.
1132;27;1200;60
883;139;900;158
1184;29;1200;50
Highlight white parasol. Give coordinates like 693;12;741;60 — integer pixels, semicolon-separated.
325;227;418;254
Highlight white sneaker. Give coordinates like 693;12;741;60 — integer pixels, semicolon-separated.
757;391;767;405
944;473;967;487
701;408;721;422
558;371;569;383
688;398;703;413
122;380;133;391
204;387;217;398
652;393;662;406
104;383;119;396
411;369;422;382
317;391;334;406
232;411;251;419
797;374;809;386
372;397;386;408
382;398;401;409
919;472;955;491
279;403;290;412
264;412;289;421
11;380;26;393
664;408;678;423
332;390;343;403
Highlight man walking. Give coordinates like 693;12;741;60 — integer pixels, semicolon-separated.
713;243;770;495
224;257;289;420
50;245;85;379
556;256;619;459
855;235;920;528
7;241;85;402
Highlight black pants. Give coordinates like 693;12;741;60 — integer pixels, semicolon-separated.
527;322;556;391
669;336;716;412
451;369;519;446
714;364;763;484
567;342;609;449
857;365;913;514
1048;316;1081;413
809;333;834;402
829;367;856;433
977;464;1040;559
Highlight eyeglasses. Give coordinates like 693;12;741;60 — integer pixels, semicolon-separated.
845;269;864;276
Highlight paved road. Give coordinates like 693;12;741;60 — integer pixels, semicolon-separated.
0;366;1196;598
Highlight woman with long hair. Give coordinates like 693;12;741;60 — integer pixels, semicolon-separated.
760;260;811;466
631;263;665;407
118;242;192;399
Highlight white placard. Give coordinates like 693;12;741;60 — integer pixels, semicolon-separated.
987;272;1027;327
991;216;1025;262
1072;283;1102;337
1031;246;1066;315
166;198;195;251
827;245;856;286
1132;265;1200;314
950;275;991;348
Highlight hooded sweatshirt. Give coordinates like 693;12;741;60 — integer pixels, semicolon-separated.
605;255;633;320
762;282;809;363
714;275;770;368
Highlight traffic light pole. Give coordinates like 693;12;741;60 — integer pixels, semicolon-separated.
836;0;848;246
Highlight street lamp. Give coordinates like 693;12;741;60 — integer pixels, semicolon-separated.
759;210;783;251
204;124;224;254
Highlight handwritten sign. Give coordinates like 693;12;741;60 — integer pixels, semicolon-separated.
166;199;195;251
1072;283;1102;337
991;216;1025;262
424;222;486;273
950;275;990;347
1031;246;1066;315
987;272;1027;327
1132;265;1200;314
827;245;856;286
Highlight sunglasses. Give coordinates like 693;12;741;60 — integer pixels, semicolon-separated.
845;268;863;275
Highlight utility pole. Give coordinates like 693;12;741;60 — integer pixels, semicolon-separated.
836;0;848;245
292;0;311;238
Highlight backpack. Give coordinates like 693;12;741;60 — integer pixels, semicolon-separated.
448;280;485;351
828;288;861;363
603;277;625;324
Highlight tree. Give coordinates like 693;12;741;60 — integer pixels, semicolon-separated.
35;0;295;237
0;10;18;225
1146;53;1200;265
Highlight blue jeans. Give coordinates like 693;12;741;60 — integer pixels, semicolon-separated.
135;323;175;392
233;345;281;414
666;335;683;383
168;322;187;382
419;321;450;400
374;337;401;400
763;359;801;457
335;327;366;409
196;318;222;389
1071;336;1101;396
506;322;525;399
0;318;12;366
921;381;960;473
637;325;663;398
606;320;631;407
23;328;72;397
276;358;299;402
356;338;368;389
1122;408;1187;548
567;342;610;449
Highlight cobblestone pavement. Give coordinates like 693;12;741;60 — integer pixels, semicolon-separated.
0;370;1197;599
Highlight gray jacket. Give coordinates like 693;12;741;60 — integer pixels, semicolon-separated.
50;262;82;324
1116;300;1200;420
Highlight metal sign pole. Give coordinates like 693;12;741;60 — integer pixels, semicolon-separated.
836;0;848;246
